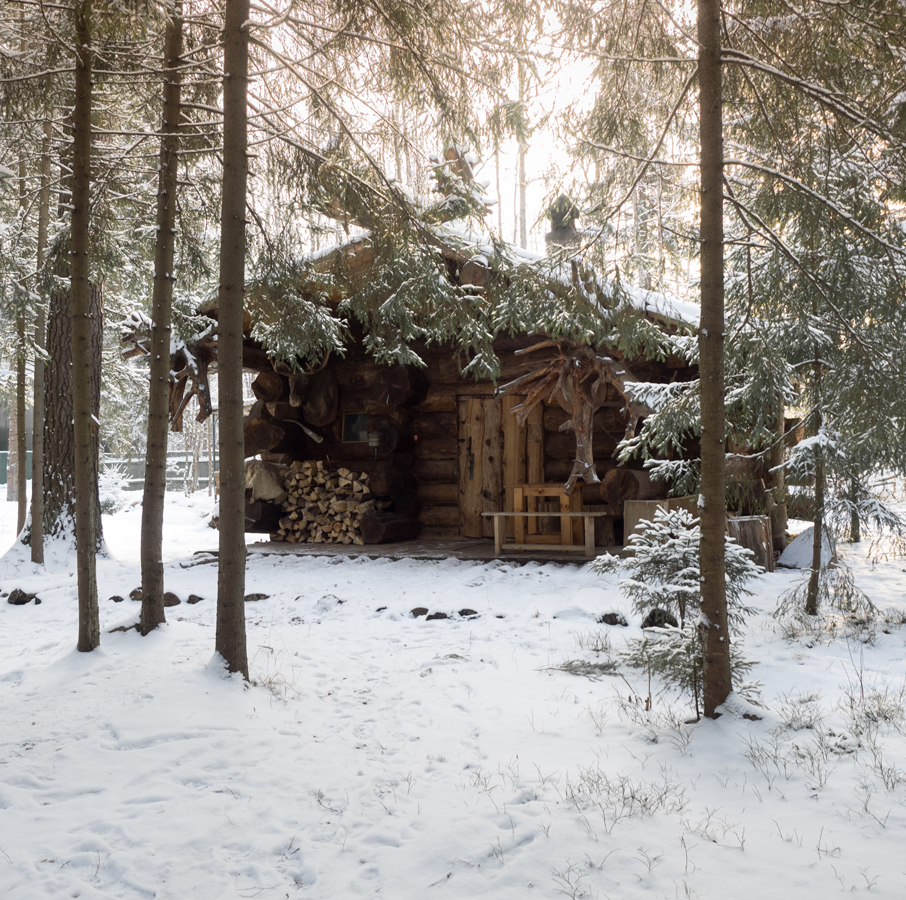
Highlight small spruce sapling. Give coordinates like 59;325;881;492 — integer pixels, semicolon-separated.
592;508;761;718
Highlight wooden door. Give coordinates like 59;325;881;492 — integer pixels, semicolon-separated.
458;397;504;537
458;396;544;538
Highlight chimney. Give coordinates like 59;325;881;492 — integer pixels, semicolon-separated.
545;195;580;253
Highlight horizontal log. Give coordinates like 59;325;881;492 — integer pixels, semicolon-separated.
408;411;457;440
412;458;458;484
543;404;630;435
418;482;459;505
419;505;460;528
414;436;458;460
360;513;423;544
544;432;618;460
415;394;459;413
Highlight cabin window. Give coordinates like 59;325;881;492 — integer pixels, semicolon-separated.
342;412;369;443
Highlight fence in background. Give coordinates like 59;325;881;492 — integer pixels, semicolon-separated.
0;449;218;493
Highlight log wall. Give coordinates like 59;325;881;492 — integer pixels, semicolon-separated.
243;334;692;544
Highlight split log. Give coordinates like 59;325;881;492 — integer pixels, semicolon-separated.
360;513;423;544
728;515;774;573
244;404;286;458
302;369;339;427
251;370;287;403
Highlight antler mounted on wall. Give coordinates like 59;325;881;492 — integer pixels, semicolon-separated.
496;339;648;493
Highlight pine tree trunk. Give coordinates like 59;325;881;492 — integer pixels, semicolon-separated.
72;2;99;652
768;407;788;552
805;411;824;616
215;0;250;679
7;403;18;504
15;157;28;533
517;60;527;250
16;316;27;533
31;121;52;565
697;0;732;717
848;477;860;543
140;2;183;636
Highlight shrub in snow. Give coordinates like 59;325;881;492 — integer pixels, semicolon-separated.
591;507;760;630
98;462;131;515
591;508;761;718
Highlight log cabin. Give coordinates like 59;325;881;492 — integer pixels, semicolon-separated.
124;152;708;551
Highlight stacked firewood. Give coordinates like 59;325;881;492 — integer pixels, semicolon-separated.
272;460;384;544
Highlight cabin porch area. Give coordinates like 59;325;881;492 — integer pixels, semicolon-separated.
230;535;624;566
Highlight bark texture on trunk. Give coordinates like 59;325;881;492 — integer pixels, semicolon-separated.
215;0;250;679
7;403;19;503
16;319;27;533
31;121;52;565
768;408;788;552
72;1;99;652
140;2;184;636
806;412;825;616
15;157;28;532
697;0;732;717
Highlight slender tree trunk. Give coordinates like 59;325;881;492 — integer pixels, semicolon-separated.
848;477;860;543
140;1;183;636
72;1;99;652
516;60;527;250
14;158;28;533
31;121;52;565
7;404;18;503
215;0;250;678
15;317;27;533
697;0;731;717
805;409;824;616
768;407;788;552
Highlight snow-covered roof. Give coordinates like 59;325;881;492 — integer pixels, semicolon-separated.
307;221;700;332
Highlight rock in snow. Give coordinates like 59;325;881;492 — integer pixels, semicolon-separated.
777;526;836;569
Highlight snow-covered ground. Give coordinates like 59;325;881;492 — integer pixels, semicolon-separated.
2;490;906;899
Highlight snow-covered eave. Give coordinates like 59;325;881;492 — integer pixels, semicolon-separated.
431;221;701;332
204;221;699;338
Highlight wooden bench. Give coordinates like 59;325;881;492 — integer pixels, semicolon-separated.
481;511;612;557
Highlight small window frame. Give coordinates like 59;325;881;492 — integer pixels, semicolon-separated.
342;412;369;443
